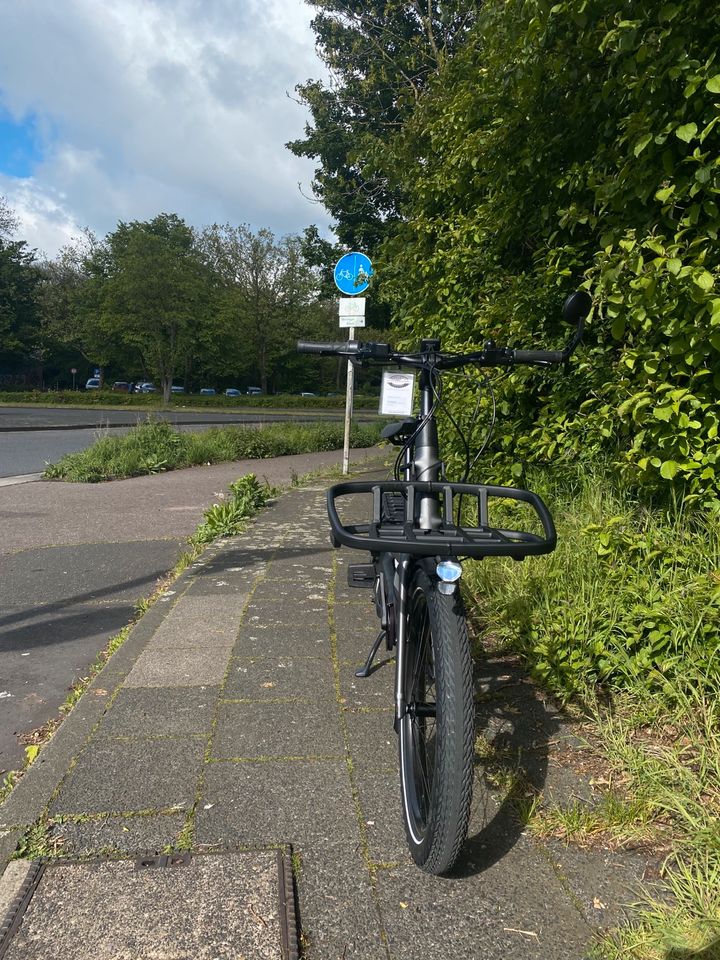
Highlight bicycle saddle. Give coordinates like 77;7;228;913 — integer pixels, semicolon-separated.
380;419;417;445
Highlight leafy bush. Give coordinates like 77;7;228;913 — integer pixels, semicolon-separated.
379;0;720;506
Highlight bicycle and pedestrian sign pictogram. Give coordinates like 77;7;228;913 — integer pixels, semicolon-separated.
334;252;373;295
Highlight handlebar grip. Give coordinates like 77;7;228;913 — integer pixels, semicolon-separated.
512;349;565;365
297;341;358;355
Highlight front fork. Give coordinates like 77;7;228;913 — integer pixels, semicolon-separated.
392;556;413;732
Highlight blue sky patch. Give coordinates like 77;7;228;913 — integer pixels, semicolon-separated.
0;110;43;177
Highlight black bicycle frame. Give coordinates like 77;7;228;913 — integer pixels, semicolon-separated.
384;352;443;730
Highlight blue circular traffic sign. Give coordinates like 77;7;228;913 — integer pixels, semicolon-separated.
333;252;373;295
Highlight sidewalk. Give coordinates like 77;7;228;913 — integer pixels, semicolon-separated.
0;478;651;959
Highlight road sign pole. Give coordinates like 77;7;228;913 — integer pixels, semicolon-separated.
334;253;372;477
342;325;355;476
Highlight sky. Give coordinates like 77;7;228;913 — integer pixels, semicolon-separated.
0;0;331;258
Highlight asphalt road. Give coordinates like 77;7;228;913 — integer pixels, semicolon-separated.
0;405;347;477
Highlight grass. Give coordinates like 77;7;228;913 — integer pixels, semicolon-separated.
43;417;381;482
463;459;720;957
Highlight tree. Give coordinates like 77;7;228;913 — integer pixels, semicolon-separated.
0;195;19;241
200;224;318;393
0;237;42;382
287;1;480;250
82;214;211;402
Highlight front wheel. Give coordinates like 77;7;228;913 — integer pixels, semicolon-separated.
399;565;474;874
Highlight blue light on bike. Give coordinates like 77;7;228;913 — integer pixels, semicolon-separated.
436;560;462;583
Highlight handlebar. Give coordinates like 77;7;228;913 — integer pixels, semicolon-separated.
298;290;591;370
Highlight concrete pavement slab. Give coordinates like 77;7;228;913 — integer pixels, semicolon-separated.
223;656;335;702
50;738;206;815
295;843;388;960
212;701;345;760
196;759;358;846
123;646;232;688
48;811;187;857
344;709;397;771
96;687;219;739
376;841;594;960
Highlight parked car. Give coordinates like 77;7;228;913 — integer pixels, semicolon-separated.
225;388;242;397
199;388;216;396
85;378;101;390
137;382;157;393
170;385;184;394
301;391;317;397
111;381;130;392
246;386;262;396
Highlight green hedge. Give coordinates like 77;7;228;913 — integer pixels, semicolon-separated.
0;390;379;410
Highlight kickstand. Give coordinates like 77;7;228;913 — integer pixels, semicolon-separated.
355;631;386;678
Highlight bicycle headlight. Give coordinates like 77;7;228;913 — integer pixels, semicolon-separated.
436;559;462;594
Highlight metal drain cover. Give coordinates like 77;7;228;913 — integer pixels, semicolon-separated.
0;851;298;960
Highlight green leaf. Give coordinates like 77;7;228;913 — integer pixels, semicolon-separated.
707;75;720;94
660;460;679;480
694;271;715;292
633;134;653;157
675;122;698;143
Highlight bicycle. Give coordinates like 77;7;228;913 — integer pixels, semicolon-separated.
297;290;591;875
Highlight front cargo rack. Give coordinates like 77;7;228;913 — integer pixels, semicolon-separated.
327;480;556;559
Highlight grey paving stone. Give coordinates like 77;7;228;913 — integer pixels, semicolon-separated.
338;658;394;707
51;738;206;815
146;599;248;649
123;646;231;687
196;759;358;845
353;766;408;864
267;552;335;584
212;701;345;759
334;601;380;662
233;616;331;659
376;839;594;960
344;709;397;771
251;580;330;607
244;597;329;628
1;853;283;960
49;812;187;856
224;657;335;701
296;842;388;960
96;687;219;738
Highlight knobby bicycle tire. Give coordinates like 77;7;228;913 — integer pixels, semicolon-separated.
399;565;474;874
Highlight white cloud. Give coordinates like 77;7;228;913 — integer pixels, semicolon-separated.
0;0;329;257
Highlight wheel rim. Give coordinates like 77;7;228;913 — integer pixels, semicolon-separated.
400;585;438;845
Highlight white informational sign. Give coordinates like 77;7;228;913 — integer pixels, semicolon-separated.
379;371;416;416
339;297;366;328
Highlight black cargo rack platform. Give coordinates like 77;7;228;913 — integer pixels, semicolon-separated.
327;480;556;559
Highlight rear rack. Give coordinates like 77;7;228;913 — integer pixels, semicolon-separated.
327;480;556;559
